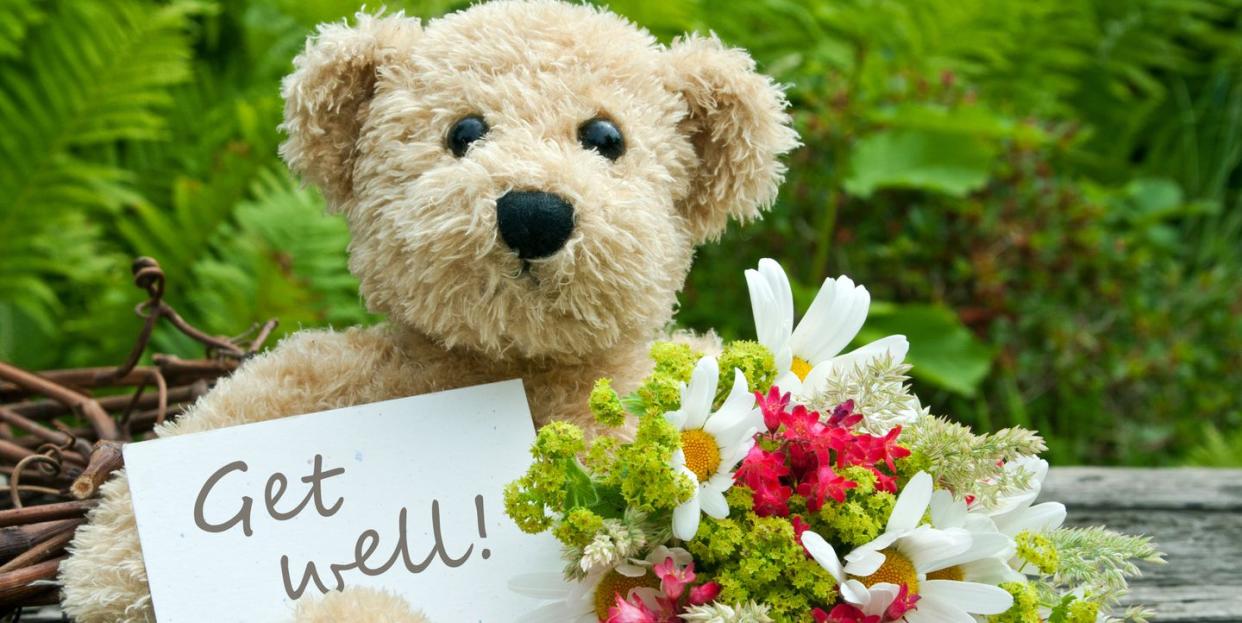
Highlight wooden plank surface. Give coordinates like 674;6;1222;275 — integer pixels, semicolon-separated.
1043;467;1242;622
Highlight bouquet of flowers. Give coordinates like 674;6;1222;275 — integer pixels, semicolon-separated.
504;259;1161;623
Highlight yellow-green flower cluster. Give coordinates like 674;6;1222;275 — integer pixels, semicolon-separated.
1016;529;1060;575
505;382;694;547
554;507;605;548
589;378;628;428
716;340;776;404
809;466;895;548
634;341;702;416
686;488;838;623
504;422;589;533
988;582;1041;623
604;412;695;513
1063;599;1100;623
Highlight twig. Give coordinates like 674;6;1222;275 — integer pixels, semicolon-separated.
70;442;124;501
0;365;118;441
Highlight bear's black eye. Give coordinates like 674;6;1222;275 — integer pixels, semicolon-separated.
447;115;488;157
578;118;624;161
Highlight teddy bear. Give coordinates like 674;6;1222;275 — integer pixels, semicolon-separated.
57;1;797;620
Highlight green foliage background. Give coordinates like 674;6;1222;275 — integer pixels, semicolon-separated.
1;0;1239;465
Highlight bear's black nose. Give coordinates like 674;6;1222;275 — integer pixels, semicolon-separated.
495;191;575;259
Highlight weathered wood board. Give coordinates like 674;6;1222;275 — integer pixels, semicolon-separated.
1042;467;1242;622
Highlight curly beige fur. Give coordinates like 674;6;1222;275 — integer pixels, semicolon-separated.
59;1;796;621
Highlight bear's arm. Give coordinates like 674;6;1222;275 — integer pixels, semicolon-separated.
60;326;416;623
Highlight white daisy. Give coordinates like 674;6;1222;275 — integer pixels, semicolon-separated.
987;457;1067;537
665;356;763;541
510;563;652;623
928;490;1024;586
803;472;1015;622
745;258;909;399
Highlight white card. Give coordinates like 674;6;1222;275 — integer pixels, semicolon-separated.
124;379;562;622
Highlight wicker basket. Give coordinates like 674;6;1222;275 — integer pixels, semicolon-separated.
0;258;275;617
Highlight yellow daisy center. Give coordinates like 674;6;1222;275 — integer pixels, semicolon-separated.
680;429;722;482
927;565;965;581
858;548;920;593
592;570;658;620
791;356;814;381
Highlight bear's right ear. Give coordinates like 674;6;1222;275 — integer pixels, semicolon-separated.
279;12;421;207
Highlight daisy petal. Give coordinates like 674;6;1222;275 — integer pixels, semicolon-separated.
997;501;1067;535
508;572;569;598
681;357;719;430
961;556;1025;585
921;580;1015;615
746;268;783;352
902;593;975;623
673;495;702;540
843;547;887;577
800;532;841;576
815;280;871;362
791;276;850;362
514;601;576;623
858;582;900;616
921;529;1009;572
700;486;729;519
930;490;967;529
758;258;794;341
900;526;971;570
888;471;933;533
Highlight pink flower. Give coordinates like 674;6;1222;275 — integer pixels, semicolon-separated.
781;404;826;443
797;463;857;512
734;446;790;489
607;594;659;623
885;583;920;620
870;467;898;494
688;581;721;606
756;387;791;431
653;556;696;600
751;478;793;517
820;604;881;623
854;426;910;471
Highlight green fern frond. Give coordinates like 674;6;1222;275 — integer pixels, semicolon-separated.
171;169;374;350
0;0;201;330
0;0;42;58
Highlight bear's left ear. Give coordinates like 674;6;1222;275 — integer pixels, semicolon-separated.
663;34;800;243
279;12;421;208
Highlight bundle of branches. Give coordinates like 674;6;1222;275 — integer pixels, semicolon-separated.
0;257;276;612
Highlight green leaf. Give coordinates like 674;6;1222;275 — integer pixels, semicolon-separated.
844;129;998;198
858;302;993;396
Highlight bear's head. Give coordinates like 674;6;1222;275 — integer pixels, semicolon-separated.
280;0;797;362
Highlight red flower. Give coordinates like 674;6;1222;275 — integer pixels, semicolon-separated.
827;400;863;428
819;604;881;623
797;463;857;512
809;426;857;468
751;478;793;517
781;404;826;442
885;583;920;619
756;387;791;431
688;581;721;606
734;446;790;489
855;426;910;472
870;467;898;494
